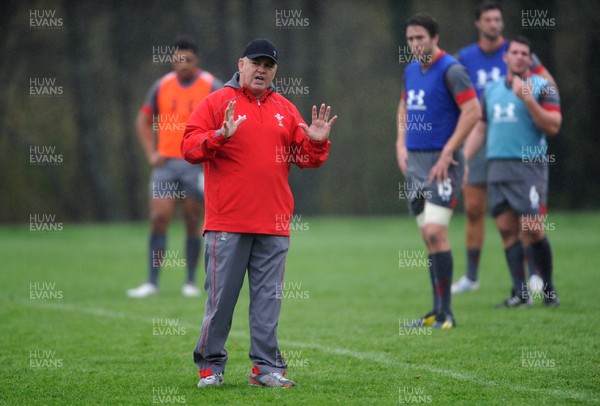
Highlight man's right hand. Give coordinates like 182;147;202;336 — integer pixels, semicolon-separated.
220;101;246;138
397;145;408;176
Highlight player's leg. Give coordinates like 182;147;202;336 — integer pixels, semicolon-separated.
127;162;177;298
405;151;461;329
247;234;295;387
523;205;543;292
403;173;437;327
180;161;205;296
492;201;530;307
195;232;252;386
523;192;543;290
453;146;487;294
465;187;487;258
521;227;558;306
524;243;543;291
148;198;177;282
182;197;203;295
488;179;532;307
423;151;463;327
519;181;558;306
421;202;455;329
401;212;438;328
452;183;486;293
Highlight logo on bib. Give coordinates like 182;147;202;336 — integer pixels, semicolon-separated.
492;103;517;122
476;67;502;88
406;89;426;110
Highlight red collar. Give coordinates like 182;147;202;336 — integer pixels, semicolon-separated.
241;86;274;104
421;49;446;68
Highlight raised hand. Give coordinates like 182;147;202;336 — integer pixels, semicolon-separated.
221;101;246;138
298;103;338;142
512;75;532;102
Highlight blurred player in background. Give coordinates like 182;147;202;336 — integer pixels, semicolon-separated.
397;14;480;329
127;36;223;298
453;1;557;294
466;36;561;307
182;38;336;388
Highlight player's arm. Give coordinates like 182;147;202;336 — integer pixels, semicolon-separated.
465;120;487;163
429;65;480;184
534;66;556;87
396;94;408;175
464;93;487;163
513;76;562;136
136;110;163;166
531;53;557;87
137;80;165;166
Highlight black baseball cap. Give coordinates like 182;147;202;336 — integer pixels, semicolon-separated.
243;38;278;64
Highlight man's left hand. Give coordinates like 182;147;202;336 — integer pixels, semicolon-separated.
299;103;338;142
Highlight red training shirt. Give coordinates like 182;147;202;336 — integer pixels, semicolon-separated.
181;73;331;236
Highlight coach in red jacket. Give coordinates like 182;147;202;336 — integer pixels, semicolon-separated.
182;38;337;388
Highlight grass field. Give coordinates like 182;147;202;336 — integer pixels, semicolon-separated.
1;214;599;405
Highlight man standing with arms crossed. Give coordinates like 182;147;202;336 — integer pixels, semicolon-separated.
128;36;223;298
182;39;337;387
453;1;556;294
466;36;561;307
397;14;480;329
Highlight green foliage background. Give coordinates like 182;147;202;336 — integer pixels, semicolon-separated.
2;0;599;222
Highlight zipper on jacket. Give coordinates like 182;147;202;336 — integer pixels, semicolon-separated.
257;97;263;123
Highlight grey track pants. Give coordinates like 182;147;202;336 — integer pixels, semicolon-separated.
194;231;290;376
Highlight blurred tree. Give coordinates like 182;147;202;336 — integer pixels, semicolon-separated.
1;0;599;223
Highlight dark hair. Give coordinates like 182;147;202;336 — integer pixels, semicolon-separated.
508;35;533;54
406;13;439;39
171;35;199;55
475;0;502;20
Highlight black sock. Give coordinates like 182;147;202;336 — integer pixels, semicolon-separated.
525;245;540;277
431;251;453;315
465;248;481;282
530;237;554;292
505;241;526;297
149;233;166;286
428;255;438;315
186;236;201;284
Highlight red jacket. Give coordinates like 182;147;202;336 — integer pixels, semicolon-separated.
181;73;331;236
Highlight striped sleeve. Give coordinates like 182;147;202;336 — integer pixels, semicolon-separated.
530;53;545;75
141;78;161;116
539;81;561;113
445;64;477;106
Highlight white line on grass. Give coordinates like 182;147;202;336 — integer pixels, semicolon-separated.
25;300;594;402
